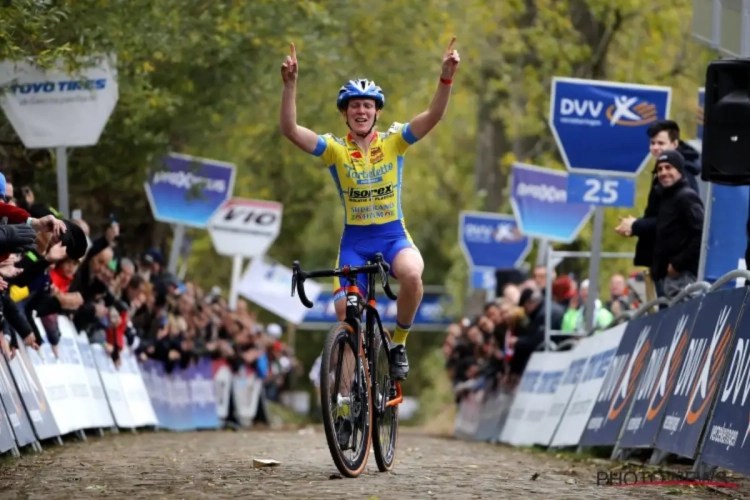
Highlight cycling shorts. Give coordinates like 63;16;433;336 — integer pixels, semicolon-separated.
332;220;417;301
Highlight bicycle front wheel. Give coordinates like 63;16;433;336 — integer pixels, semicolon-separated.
371;327;399;472
319;322;372;478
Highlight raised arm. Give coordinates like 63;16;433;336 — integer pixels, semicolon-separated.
279;43;321;154
408;37;461;140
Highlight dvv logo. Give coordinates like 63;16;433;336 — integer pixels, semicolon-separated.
559;95;658;127
606;95;659;127
464;222;523;243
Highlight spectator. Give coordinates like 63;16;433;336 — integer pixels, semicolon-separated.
568;279;614;333
445;270;639;405
605;274;631;316
511;286;563;375
532;265;555;293
650;150;704;300
0;179;308;422
500;283;520;306
552;275;580;332
615;120;701;298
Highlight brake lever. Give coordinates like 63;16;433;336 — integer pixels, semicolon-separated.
378;262;389;288
291;270;297;298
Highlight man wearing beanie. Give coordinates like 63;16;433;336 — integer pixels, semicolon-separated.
651;149;704;300
615;120;701;298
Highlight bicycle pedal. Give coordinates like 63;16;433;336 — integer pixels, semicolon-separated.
385;382;404;408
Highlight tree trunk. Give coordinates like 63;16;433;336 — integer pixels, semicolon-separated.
474;1;623;211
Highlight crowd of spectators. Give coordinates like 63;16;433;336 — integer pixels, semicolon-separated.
444;119;707;404
0;176;300;405
443;265;645;402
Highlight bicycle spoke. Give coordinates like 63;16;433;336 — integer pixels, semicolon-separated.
319;324;372;477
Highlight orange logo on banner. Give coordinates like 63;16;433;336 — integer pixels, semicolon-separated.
646;330;688;421
685;324;733;425
608;338;651;420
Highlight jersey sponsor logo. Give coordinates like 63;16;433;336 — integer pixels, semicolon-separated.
370;146;384;164
350;202;394;213
345;162;394;184
348;183;394;201
352;211;396;221
349;202;396;221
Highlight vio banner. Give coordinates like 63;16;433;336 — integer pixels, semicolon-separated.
654;288;745;459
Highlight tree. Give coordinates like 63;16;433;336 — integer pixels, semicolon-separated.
0;0;717;307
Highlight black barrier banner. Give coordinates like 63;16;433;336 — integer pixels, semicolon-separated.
579;313;660;447
10;342;59;440
0;354;35;447
699;290;750;475
654;287;747;459
618;300;697;449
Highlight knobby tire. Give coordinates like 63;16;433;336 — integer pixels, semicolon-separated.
319;322;372;478
371;327;399;472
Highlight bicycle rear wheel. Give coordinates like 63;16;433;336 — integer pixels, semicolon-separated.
371;327;399;472
319;322;372;478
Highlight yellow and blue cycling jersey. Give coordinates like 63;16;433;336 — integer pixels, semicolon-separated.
310;122;420;298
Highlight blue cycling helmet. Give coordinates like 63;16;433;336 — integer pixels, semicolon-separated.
336;79;385;111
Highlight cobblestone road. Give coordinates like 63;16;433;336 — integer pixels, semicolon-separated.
0;428;744;499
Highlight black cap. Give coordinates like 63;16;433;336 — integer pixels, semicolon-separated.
656;150;685;174
59;219;88;260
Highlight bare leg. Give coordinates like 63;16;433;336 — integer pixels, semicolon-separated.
388;248;424;381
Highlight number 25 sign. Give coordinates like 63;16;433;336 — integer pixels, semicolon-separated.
566;173;636;208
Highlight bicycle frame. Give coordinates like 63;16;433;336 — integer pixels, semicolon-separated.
341;271;403;412
291;253;403;410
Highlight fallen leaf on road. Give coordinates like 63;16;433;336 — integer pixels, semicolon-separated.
253;459;281;468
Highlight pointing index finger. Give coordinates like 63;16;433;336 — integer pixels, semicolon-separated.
446;37;456;52
290;43;297;60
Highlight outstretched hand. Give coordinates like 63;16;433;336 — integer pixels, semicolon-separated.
441;37;460;79
281;43;298;85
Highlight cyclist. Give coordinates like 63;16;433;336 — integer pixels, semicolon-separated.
279;39;460;382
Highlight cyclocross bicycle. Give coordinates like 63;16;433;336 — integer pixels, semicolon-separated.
291;252;403;478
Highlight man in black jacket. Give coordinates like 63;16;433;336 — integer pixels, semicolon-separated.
650;150;704;300
614;120;702;296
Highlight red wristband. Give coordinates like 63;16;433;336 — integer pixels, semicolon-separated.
440;77;452;85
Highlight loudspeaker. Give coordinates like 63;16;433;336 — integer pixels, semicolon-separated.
701;59;750;186
495;268;527;297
